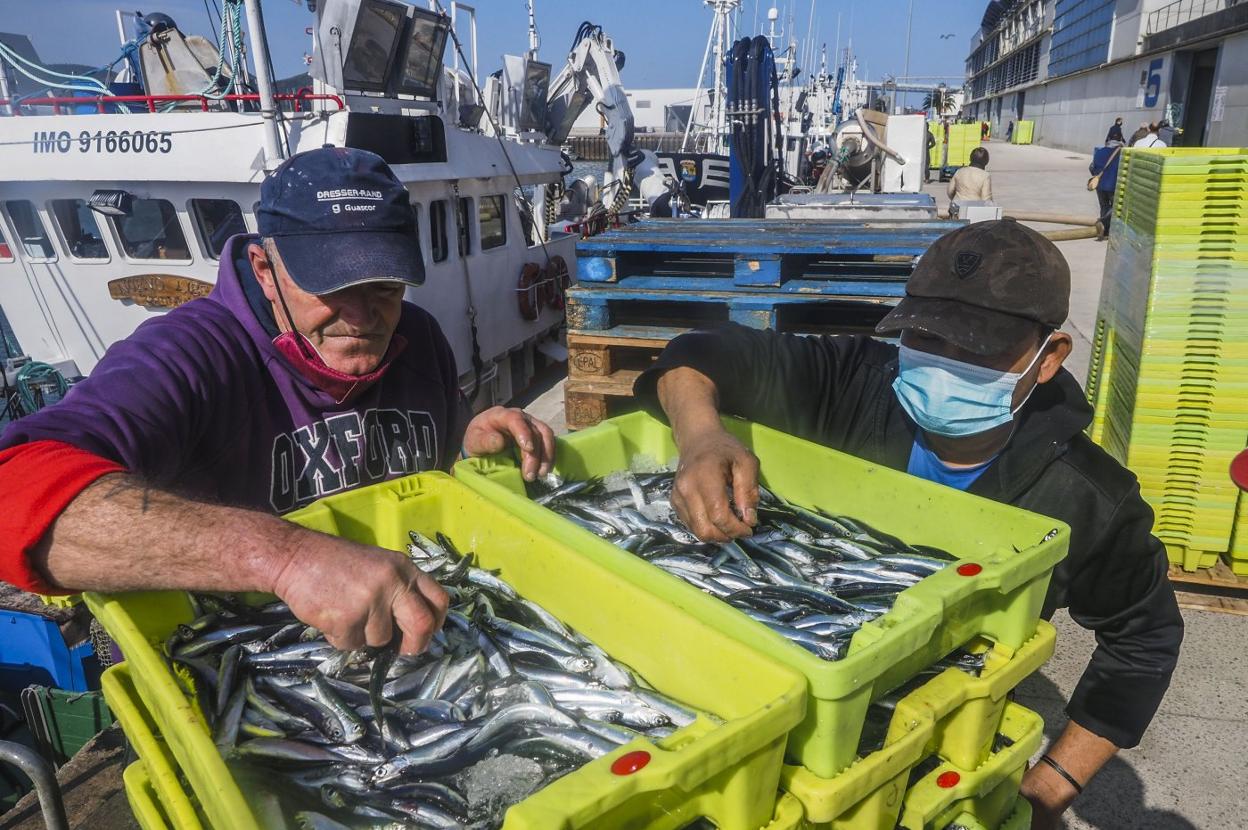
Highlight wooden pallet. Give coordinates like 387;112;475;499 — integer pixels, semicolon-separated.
564;326;682;430
1168;561;1248;615
566;286;895;334
575;218;959;289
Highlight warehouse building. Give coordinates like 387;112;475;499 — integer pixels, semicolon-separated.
964;0;1248;151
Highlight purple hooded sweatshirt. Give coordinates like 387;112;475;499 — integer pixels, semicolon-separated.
1;234;467;514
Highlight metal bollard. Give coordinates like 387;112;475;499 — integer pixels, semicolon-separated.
0;740;70;830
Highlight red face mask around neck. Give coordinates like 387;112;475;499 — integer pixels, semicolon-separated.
273;330;407;406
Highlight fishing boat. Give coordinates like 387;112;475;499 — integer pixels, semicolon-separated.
0;0;580;411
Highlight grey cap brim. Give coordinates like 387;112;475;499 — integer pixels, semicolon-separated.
875;295;1038;356
272;230;424;294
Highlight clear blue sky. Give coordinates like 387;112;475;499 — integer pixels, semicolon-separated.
4;0;983;88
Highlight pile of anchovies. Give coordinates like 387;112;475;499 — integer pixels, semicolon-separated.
164;531;713;830
528;470;961;662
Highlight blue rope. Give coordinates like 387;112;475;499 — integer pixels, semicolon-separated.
14;362;68;415
201;0;246;100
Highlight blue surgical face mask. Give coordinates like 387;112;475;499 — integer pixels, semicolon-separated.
892;335;1052;438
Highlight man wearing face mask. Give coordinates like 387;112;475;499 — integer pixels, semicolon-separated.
0;146;556;657
634;219;1183;828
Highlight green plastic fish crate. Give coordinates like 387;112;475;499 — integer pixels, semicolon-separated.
939;796;1031;830
455;412;1068;779
769;793;807;829
799;702;1042;830
1226;493;1248;577
892;702;1042;830
86;472;806;830
110;657;811;830
125;762;176;830
781;623;1053;827
101;664;207;830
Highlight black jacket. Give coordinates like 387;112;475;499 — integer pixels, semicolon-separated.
635;325;1183;749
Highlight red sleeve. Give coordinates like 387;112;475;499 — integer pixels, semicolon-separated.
0;440;126;594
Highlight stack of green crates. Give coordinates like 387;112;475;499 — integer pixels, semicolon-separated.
929;121;946;170
1010;121;1034;145
457;413;1068;830
945;125;981;168
1086;147;1248;571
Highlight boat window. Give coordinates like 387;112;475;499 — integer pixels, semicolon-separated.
409;203;422;258
430;200;449;263
49;199;108;260
457;197;472;257
478;195;507;250
0;224;14;262
191;199;246;259
4;201;56;260
111;198;192;261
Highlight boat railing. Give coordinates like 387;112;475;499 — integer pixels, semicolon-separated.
0;90;346;116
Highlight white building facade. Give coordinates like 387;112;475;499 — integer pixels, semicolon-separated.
964;0;1248;152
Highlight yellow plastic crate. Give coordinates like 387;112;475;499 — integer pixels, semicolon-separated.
781;623;1054;827
101;665;206;830
87;472;806;830
894;703;1043;830
123;762;174;830
456;412;1068;778
940;796;1032;830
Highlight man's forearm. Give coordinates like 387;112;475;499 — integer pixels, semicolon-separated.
1022;718;1119;818
31;472;298;595
657;366;725;445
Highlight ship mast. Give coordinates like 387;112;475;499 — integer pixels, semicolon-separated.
681;0;741;155
242;0;285;169
525;0;540;59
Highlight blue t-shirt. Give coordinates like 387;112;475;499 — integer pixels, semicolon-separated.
906;436;996;491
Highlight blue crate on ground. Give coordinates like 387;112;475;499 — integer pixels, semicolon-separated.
0;610;99;693
575;219;963;289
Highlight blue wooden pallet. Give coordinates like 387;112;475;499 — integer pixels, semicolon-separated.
575;218;963;288
566;285;894;332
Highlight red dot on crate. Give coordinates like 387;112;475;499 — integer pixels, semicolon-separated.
937;771;961;788
611;751;651;775
957;563;983;577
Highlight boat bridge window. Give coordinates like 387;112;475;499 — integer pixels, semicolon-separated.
430;200;449;263
4;201;57;261
478;195;506;250
111;198;191;261
409;203;422;259
49;200;108;261
191;199;246;260
457;197;472;257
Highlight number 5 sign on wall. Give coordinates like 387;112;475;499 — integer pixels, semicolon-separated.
1139;57;1166;108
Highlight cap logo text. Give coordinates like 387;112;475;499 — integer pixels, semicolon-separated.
954;251;982;279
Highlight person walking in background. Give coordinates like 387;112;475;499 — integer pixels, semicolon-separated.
924;123;937;183
948;147;993;207
1133;122;1166;148
1089;140;1124;241
981;121;990;140
1128;122;1151;145
1006;120;1015;142
1106;117;1125;144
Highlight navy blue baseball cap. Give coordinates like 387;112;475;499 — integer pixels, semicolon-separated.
257;145;424;293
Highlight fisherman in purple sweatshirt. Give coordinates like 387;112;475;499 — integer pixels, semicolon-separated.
0;147;555;655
